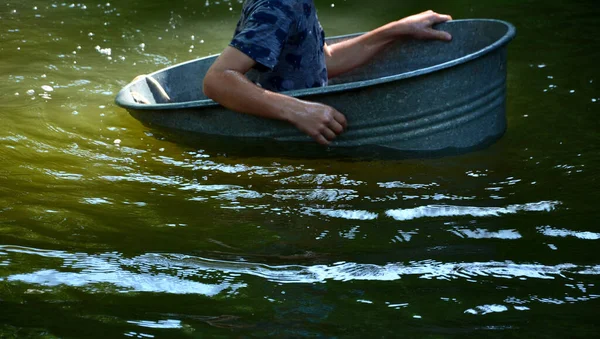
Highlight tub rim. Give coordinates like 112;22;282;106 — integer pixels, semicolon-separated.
116;18;516;110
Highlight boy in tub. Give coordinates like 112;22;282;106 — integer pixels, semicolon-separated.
136;2;452;145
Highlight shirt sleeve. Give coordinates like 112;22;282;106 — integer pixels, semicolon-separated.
229;1;295;70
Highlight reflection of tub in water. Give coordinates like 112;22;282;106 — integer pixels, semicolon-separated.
115;19;516;154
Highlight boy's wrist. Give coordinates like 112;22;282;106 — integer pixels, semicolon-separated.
265;92;299;123
375;21;411;44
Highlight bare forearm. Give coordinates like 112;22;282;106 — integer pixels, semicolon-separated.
326;23;399;78
203;69;300;123
325;11;453;78
202;45;347;145
203;69;346;144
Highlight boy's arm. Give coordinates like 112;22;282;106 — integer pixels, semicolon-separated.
325;10;452;78
203;47;347;145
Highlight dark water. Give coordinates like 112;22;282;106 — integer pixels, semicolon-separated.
1;0;599;337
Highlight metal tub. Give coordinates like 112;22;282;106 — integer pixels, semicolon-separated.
115;19;516;155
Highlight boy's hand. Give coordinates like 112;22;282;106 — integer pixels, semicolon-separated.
205;46;347;145
287;101;347;145
325;10;452;78
393;10;453;41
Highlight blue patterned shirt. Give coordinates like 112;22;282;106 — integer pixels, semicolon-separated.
230;0;328;92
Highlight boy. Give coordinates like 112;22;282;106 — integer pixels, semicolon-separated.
203;1;452;145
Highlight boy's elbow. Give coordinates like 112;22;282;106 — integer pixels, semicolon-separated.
203;68;247;102
202;71;218;100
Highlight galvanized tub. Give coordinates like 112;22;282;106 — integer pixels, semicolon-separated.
115;19;516;154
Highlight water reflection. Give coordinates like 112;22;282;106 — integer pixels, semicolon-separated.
124;332;155;339
386;201;559;221
127;319;182;329
450;228;522;240
301;208;378;220
3;245;600;287
273;189;358;202
537;226;600;240
1;0;600;336
10;269;240;295
464;304;509;315
1;246;243;294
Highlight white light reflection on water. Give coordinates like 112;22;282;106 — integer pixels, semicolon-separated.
386;201;560;221
7;269;239;296
1;246;245;296
537;226;600;240
419;193;476;201
81;197;113;205
301;207;378;220
464;304;509;315
44;169;84;181
377;181;439;189
155;155;297;177
2;246;600;290
127;319;183;329
392;230;419;242
514;306;531;311
450;228;522;240
273;189;358;202
0;252;9;266
124;332;154;338
339;225;361;240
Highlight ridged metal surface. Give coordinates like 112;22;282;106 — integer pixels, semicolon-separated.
116;19;516;154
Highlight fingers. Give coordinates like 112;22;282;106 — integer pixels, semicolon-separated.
432;13;452;23
321;127;337;142
329;117;345;135
422;10;452;22
310;119;346;146
313;134;330;146
292;103;347;146
314;121;342;145
333;111;348;130
416;10;452;28
428;28;452;41
323;110;347;142
401;10;453;41
317;108;346;144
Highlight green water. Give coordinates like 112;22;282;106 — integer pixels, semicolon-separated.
1;0;599;337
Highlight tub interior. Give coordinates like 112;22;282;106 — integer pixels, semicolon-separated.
119;20;510;106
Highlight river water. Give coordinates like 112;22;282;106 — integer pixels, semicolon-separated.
1;0;599;337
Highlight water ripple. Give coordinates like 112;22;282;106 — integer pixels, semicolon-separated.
6;269;240;296
386;201;560;221
2;246;599;290
465;304;509;315
44;169;84;181
1;246;244;295
126;320;183;329
450;228;522;239
301;208;378;220
377;181;439;189
537;226;600;240
273;189;358;202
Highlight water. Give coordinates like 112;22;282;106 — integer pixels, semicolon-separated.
1;0;599;337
